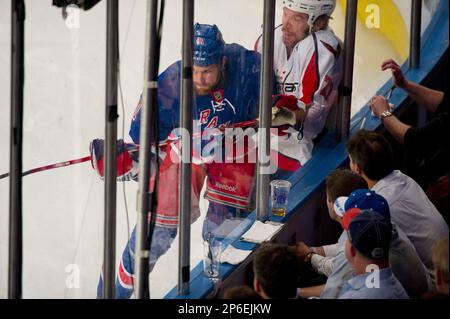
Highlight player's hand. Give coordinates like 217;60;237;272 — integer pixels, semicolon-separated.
271;95;298;127
381;59;408;89
272;107;296;127
89;138;139;181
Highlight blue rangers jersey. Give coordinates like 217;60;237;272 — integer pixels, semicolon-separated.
129;43;261;144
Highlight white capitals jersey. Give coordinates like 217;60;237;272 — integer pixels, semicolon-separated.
256;26;342;165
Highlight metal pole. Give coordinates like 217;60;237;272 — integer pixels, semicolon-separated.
103;0;119;299
178;0;194;295
338;0;358;142
135;0;158;299
256;0;275;221
409;0;422;69
409;0;426;126
9;0;25;299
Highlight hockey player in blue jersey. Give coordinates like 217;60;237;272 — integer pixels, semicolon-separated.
91;23;263;298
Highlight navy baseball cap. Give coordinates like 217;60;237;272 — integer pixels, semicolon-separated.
334;189;390;221
343;209;392;260
193;23;225;67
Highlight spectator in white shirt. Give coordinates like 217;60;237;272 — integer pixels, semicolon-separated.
294;169;367;299
346;130;449;276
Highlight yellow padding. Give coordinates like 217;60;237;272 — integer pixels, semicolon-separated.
338;0;409;61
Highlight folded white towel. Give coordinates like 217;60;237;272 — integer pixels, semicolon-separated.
219;245;252;265
240;220;283;243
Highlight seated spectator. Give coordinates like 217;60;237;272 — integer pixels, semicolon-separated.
299;188;431;298
295;169;367;298
338;209;408;299
253;243;300;299
222;285;262;299
370;59;449;220
347;130;449;276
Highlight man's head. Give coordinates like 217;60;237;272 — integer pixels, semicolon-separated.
432;238;449;295
325;169;368;223
193;23;225;95
343;209;392;272
253;243;300;299
281;0;335;49
347;130;394;183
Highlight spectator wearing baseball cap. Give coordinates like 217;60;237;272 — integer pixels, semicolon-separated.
339;209;409;299
332;189;432;298
347;130;449;276
295;169;368;299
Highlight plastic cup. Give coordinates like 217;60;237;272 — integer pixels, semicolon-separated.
203;239;222;280
270;179;291;217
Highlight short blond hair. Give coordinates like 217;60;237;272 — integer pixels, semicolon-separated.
432;238;449;281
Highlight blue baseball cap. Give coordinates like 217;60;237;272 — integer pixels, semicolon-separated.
193;23;225;67
343;209;392;260
333;189;390;221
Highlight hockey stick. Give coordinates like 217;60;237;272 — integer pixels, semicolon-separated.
0;120;259;181
0;156;92;180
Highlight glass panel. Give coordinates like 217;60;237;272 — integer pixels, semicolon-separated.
146;0;264;298
24;2;106;298
421;0;441;39
190;0;264;291
0;1;107;298
331;0;412;117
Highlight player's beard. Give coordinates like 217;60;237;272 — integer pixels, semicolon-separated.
281;27;309;51
195;84;213;96
194;68;223;96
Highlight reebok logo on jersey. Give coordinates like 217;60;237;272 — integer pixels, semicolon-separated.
215;182;237;193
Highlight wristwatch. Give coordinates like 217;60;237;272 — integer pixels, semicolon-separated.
380;110;393;120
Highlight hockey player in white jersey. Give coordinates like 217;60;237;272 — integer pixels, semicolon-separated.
256;0;342;167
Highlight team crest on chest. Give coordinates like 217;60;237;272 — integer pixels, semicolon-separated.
211;89;224;103
209;89;236;115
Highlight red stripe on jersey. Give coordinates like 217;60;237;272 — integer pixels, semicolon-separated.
118;261;133;287
300;52;318;105
271;151;301;172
